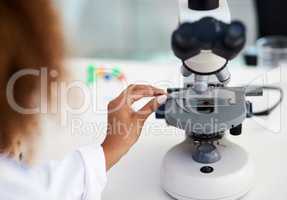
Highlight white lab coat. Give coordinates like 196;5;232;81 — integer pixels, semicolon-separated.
0;145;107;200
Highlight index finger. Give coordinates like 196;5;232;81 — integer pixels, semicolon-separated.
128;84;165;95
127;85;166;103
117;84;165;100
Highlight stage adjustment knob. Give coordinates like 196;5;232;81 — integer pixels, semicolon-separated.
230;124;242;136
155;104;166;119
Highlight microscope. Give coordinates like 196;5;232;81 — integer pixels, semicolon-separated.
156;0;260;199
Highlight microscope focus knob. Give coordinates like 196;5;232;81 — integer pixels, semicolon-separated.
230;124;242;136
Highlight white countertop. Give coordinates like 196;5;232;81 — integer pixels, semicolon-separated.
38;58;287;200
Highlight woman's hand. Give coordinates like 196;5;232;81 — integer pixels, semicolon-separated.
102;84;167;170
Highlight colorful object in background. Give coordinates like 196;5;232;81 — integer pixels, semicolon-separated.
87;65;127;85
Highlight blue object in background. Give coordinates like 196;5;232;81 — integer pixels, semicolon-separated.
104;74;112;81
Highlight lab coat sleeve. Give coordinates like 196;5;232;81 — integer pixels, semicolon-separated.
77;145;107;200
31;145;107;200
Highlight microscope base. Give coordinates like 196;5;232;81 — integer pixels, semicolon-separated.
161;138;254;200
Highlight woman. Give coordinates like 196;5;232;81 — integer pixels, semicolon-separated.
0;1;166;199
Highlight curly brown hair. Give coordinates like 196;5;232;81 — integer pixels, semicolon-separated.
0;0;64;159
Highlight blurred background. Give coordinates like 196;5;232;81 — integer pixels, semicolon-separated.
54;0;259;61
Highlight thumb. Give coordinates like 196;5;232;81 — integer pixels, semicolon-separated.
136;95;167;121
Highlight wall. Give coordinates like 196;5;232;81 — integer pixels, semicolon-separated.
55;0;258;60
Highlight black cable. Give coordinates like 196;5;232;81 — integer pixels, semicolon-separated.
251;86;284;116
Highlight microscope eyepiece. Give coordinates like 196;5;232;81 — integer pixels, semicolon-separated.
172;23;201;60
224;21;246;49
171;18;246;61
